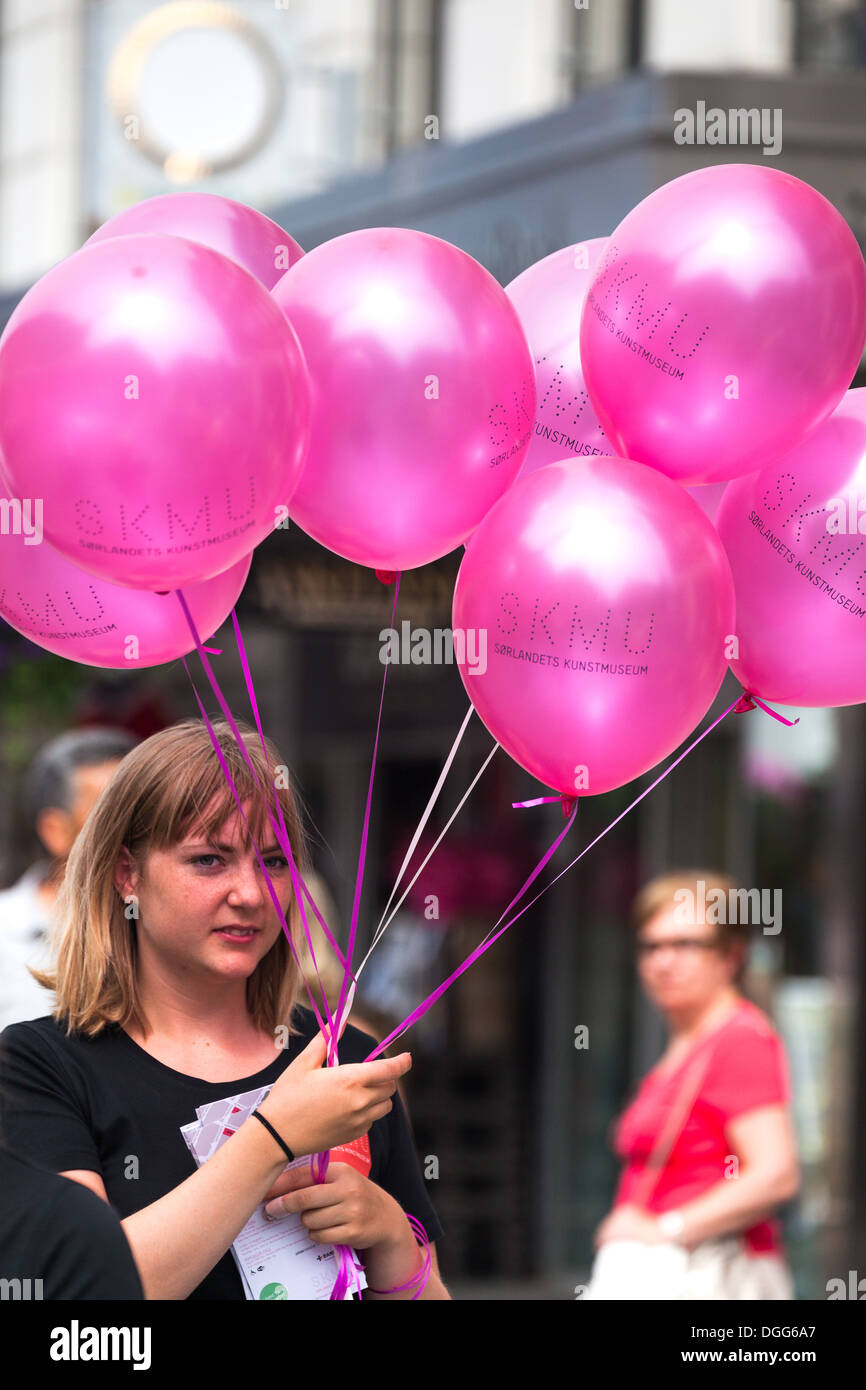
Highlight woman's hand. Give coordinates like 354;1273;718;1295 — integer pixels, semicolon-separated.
263;1161;408;1251
257;1028;412;1158
594;1203;667;1249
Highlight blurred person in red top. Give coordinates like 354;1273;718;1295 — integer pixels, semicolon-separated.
595;870;799;1295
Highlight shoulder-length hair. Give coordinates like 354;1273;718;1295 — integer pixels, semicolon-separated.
35;717;309;1038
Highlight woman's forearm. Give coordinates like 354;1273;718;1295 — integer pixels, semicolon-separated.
671;1164;799;1248
122;1117;287;1299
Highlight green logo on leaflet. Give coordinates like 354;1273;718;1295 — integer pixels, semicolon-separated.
259;1282;289;1300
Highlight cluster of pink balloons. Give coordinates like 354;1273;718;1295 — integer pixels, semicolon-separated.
0;193;544;666
0;192;310;667
454;164;866;797
3;168;863;777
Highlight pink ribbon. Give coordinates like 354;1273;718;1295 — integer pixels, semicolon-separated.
176;597;352;1295
513;793;578;817
735;690;800;725
361;687;795;1061
172;596;799;1300
366;1215;432;1299
177;581;405;1300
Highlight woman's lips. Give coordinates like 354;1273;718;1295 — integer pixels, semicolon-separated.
214;926;260;943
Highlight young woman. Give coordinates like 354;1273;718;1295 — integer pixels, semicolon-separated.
0;718;448;1300
592;870;799;1299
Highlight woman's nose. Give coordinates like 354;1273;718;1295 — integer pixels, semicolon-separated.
227;858;266;906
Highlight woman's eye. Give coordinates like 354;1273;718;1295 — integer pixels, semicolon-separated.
189;853;287;870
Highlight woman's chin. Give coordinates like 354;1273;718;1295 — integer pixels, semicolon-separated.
206;942;266;978
652;988;693;1011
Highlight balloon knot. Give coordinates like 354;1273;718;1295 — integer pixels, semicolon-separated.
734;693;756;713
561;795;577;818
374;569;398;585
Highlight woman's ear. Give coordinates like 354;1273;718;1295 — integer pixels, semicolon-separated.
113;845;140;900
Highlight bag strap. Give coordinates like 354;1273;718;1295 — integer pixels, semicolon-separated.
630;1020;727;1211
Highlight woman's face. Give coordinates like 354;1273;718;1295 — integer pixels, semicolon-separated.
636;904;739;1016
115;798;294;987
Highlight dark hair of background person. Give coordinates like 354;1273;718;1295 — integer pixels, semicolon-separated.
25;726;137;827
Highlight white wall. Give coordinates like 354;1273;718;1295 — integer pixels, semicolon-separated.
643;0;794;72
0;0;83;289
440;0;570;140
0;0;806;292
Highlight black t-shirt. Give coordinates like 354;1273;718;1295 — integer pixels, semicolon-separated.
0;1006;442;1300
0;1145;143;1299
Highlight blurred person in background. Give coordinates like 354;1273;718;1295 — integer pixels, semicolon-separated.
588;870;799;1300
0;726;136;1031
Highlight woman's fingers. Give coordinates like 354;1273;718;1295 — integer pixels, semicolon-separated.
361;1079;401;1102
306;1225;354;1245
346;1054;412;1088
286;1182;343;1212
366;1098;394;1124
264;1183;340;1221
299;1204;349;1231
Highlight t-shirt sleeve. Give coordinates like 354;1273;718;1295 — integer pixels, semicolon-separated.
38;1177;144;1301
378;1088;444;1245
0;1022;103;1175
700;1019;791;1125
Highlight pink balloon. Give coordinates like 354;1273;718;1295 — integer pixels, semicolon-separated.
505;239;612;478
716;387;866;707
0;234;310;591
272;227;536;571
86;192;304;289
580;165;866;485
453;457;735;796
0;496;250;668
685;480;728;523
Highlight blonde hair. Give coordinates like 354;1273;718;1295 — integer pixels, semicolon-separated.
35;718;309;1038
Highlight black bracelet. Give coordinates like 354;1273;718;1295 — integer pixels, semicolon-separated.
251;1108;295;1163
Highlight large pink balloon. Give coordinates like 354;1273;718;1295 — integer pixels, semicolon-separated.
272;227;536;571
716;388;866;707
0;496;251;668
453;457;735;796
86;192;304;289
0;234;310;591
505;239;612;479
580;165;866;485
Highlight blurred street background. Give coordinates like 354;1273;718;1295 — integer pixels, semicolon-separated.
1;0;865;1298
